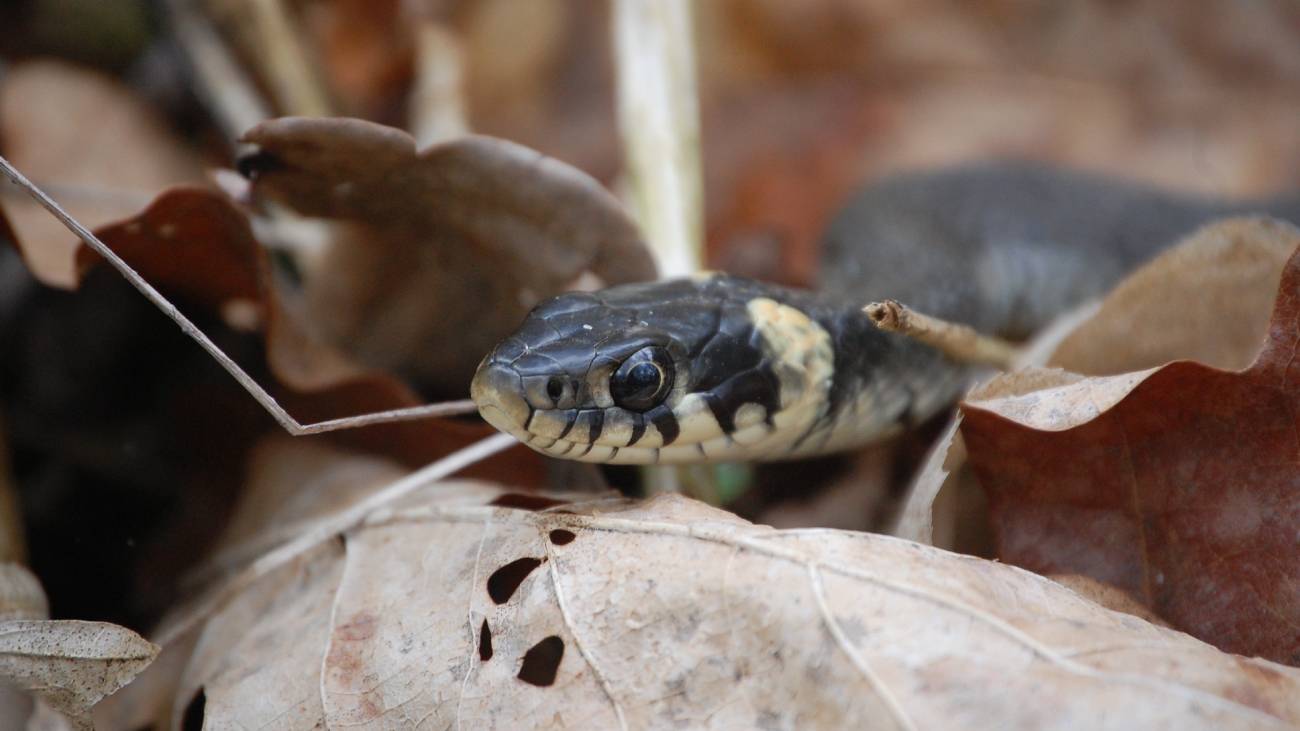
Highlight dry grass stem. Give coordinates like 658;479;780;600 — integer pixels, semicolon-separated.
240;0;333;116
613;0;703;278
410;22;470;147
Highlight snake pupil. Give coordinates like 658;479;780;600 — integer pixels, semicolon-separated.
610;346;673;412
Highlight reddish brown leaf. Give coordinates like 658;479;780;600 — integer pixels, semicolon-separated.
961;228;1300;664
78;187;265;310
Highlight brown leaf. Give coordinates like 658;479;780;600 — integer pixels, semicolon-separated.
962;219;1300;664
238;116;655;394
0;60;202;288
131;459;1300;729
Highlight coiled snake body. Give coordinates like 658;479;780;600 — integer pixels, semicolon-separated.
472;163;1300;464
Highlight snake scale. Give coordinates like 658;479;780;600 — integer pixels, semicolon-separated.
471;162;1300;464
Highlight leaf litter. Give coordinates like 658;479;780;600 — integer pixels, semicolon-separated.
7;5;1300;726
9;125;1300;726
102;437;1300;729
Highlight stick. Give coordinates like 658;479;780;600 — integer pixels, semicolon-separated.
0;155;479;433
865;299;1020;370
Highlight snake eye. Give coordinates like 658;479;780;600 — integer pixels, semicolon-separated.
610;346;674;412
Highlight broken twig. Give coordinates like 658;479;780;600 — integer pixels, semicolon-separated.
865;299;1019;370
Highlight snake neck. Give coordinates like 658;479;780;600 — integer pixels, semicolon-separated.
663;276;973;460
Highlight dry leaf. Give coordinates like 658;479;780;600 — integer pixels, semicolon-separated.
896;218;1298;551
961;219;1300;664
121;439;1300;728
1050;217;1299;374
0;60;202;287
0;620;157;729
238;116;655;395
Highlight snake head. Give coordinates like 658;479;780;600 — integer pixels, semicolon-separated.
471;275;838;464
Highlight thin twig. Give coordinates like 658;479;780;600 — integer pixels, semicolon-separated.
865;299;1019;370
0;155;479;433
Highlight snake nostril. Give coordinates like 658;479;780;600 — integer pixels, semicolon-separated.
546;376;565;404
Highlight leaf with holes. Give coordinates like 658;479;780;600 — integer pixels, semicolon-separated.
961;219;1300;665
106;439;1300;729
238;116;657;396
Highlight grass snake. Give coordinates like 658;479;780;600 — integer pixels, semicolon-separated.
471;163;1300;464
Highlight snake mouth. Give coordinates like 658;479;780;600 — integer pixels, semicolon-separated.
472;357;686;464
470;359;535;444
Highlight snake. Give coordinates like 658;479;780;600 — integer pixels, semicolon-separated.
471;162;1300;464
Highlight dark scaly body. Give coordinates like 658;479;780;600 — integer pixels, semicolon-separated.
473;163;1300;463
821;163;1300;334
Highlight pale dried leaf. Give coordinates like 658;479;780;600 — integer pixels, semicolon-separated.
1050;217;1298;374
891;415;963;544
147;466;1300;729
0;60;201;287
0;620;157;728
965;367;1157;432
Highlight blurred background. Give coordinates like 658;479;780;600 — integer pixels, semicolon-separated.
1;0;1298;630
